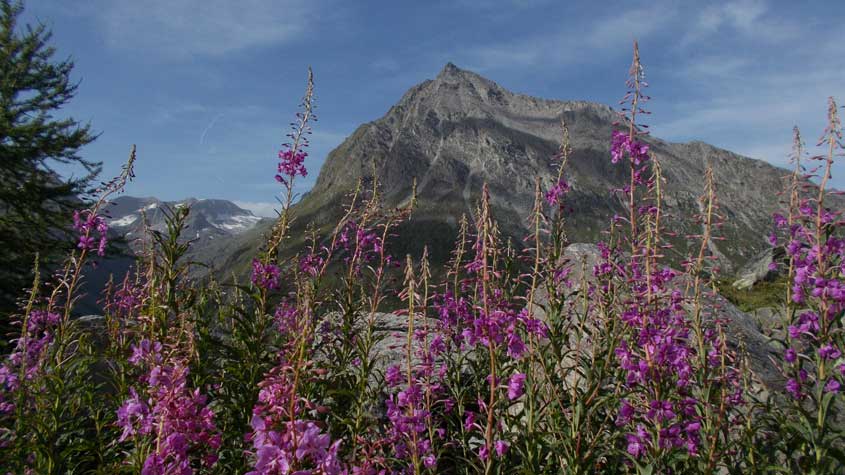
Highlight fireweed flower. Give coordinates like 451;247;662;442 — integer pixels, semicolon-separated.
382;317;453;471
600;48;746;461
385;365;403;387
626;425;650;458
252;259;281;290
545;178;570;206
247;366;345;475
118;340;221;473
610;131;650;167
384;383;438;467
73;209;109;256
507;373;526;400
617;400;636;426
494;440;509;457
819;343;841;360
0;309;61;416
784;348;798;363
299;247;326;277
785;378;803;400
275;149;308;186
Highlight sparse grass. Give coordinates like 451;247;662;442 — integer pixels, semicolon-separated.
716;275;790;312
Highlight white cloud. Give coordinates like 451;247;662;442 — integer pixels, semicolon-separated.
458;2;676;71
682;0;799;46
653;54;845;182
91;0;319;58
233;200;279;218
453;0;555;11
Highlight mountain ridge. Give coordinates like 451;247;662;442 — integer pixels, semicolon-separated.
100;64;839;286
290;63;816;272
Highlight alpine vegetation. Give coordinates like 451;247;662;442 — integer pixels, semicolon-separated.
2;31;845;475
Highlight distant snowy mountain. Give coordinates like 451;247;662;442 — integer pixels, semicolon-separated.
75;196;271;314
105;196;265;251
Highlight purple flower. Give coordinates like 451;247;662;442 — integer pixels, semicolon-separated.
626;425;649;458
385;365;403;387
819;343;841;360
478;445;489;461
251;259;281;290
73;209;109;256
784;348;797;363
494;440;509;457
788;311;820;339
77;235;96;250
120;356;221;472
248;367;345;474
647;400;676;423
610;130;649;166
129;339;163;366
506;331;526;359
825;378;841;393
275;149;308;186
785;378;803;400
610;131;628;164
116;388;151;442
768;232;778;246
545;178;570;206
464;411;476;431
617;400;635;426
507;373;526;400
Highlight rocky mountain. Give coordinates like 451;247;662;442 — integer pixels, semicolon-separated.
105;62;840;292
75;197;268;313
105;196;264;249
209;62;837;279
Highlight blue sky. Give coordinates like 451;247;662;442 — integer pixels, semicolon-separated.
22;0;845;216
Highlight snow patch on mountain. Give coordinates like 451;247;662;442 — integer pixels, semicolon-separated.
110;214;138;227
215;214;262;232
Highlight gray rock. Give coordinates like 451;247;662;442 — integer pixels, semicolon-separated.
301;63;844;270
733;246;786;290
201;63;843;283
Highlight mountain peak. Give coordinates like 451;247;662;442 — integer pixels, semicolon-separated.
304;62;821;272
437;62;464;78
434;62;491;86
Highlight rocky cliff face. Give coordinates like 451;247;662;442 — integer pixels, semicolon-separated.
294;63;821;270
192;63;844;284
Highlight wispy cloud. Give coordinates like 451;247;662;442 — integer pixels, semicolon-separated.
91;0;321;58
233;200;279;217
199;113;225;145
654;54;844;172
681;0;799;46
457;2;676;71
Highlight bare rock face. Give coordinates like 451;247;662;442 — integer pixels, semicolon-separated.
205;63;843;282
733;246;787;290
299;63;841;271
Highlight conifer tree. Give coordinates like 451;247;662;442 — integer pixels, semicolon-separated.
0;0;99;340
